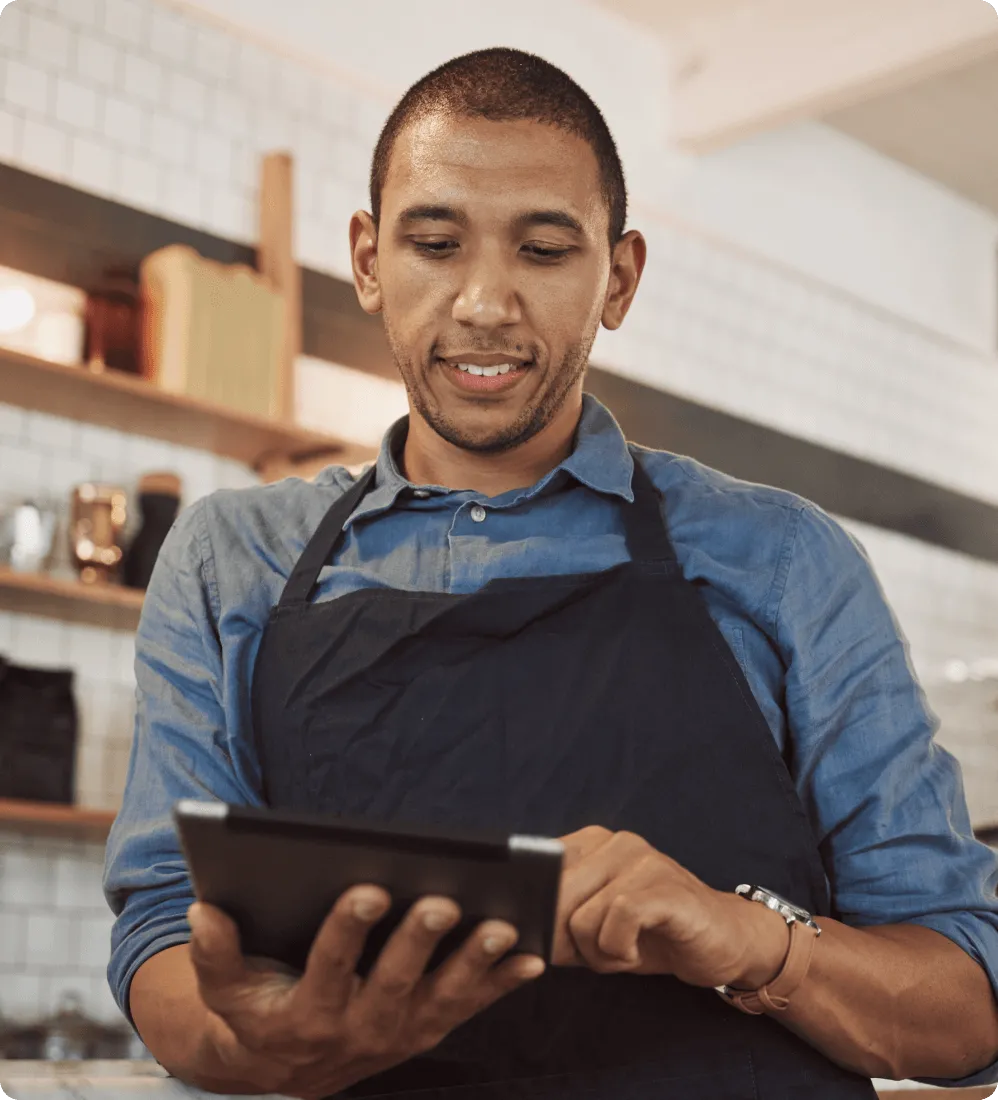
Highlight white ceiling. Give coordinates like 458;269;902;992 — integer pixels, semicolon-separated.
590;0;757;34
825;51;998;216
597;0;998;216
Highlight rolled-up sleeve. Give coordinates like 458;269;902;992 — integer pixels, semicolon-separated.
103;498;264;1025
780;504;998;1087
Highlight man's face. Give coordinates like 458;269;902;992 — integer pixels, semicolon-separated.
367;112;615;455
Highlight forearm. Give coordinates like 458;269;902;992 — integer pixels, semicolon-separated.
742;908;998;1080
131;945;281;1095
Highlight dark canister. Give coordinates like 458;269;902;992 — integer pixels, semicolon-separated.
0;656;78;803
123;472;182;590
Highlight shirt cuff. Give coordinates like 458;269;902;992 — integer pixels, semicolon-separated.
108;902;193;1030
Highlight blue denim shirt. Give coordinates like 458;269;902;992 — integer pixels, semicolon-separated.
105;394;998;1085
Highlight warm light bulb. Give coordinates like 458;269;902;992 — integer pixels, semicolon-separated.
0;286;36;334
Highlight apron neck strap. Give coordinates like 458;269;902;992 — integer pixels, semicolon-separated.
623;457;679;564
278;455;677;609
279;464;378;607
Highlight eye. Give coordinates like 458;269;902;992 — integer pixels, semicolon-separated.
413;240;458;256
523;245;572;262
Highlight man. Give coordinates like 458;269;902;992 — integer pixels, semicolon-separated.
105;47;998;1099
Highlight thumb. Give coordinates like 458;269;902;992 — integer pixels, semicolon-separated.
187;901;249;1006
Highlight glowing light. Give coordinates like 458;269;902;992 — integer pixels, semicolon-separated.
0;286;36;334
944;660;969;684
943;658;998;683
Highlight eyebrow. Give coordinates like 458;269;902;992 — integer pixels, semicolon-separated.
397;204;468;227
396;205;585;235
515;210;585;235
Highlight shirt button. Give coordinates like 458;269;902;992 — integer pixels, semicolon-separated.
470;504;487;523
412;489;431;499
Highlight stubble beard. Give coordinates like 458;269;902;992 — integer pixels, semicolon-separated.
383;312;597;456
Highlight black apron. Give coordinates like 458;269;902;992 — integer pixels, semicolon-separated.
251;456;877;1099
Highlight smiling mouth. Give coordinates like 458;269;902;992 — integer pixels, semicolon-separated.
436;356;534;377
436;356;534;392
452;362;529;377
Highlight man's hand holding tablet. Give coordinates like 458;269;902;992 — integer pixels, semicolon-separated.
140;802;557;1098
181;886;545;1100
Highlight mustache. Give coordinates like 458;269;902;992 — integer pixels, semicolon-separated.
431;342;535;359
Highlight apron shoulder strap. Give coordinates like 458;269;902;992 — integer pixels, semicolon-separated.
279;454;674;607
278;464;378;608
624;456;679;565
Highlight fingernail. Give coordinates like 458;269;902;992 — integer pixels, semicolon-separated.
423;910;453;932
187;903;203;934
354;897;385;921
483;934;513;955
520;958;546;978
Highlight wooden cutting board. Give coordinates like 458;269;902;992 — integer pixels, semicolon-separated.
140;244;285;420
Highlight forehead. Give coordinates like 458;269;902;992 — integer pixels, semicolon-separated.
382;112;607;231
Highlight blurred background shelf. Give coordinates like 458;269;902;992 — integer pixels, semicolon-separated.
0;798;117;838
0;347;376;478
0;567;144;630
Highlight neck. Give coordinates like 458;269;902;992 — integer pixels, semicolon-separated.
401;397;584;498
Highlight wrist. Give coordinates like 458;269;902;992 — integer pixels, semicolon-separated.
726;895;792;991
185;1013;286;1096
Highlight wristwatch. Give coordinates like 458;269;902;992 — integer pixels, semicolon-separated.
715;884;821;1015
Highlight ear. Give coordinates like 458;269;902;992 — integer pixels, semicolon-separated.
350;210;383;315
601;230;646;331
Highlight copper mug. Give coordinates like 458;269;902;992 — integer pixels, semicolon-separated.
70;484;127;584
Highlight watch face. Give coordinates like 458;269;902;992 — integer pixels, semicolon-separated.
739;885;812;921
761;889;796;910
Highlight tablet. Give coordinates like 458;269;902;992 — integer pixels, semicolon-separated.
173;801;565;976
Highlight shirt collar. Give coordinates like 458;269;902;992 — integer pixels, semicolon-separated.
343;392;635;528
559;394;636;502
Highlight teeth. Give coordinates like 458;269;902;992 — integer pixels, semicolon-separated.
455;362;517;377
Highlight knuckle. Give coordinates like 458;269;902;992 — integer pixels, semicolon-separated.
310;941;355;976
430;985;466;1019
609;893;639;920
371;973;412;1000
634;851;658;875
567;907;594;940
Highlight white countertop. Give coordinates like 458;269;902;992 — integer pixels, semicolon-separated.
0;1062;292;1099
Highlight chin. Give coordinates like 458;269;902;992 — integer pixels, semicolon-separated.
440;410;545;455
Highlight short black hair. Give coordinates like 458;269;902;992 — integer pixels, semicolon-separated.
369;47;627;248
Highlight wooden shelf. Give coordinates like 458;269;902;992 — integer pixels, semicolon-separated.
0;347;377;474
0;566;144;630
0;798;116;838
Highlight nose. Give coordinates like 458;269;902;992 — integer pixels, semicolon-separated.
452;254;522;330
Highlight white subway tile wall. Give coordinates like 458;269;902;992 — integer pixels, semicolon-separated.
0;836;119;1025
593;218;998;506
0;398;259;1026
0;0;997;1029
